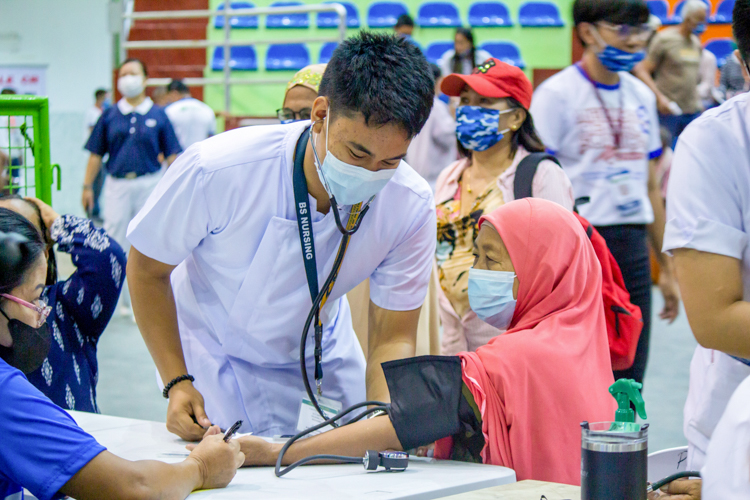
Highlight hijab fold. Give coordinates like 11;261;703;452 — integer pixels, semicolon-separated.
438;199;616;485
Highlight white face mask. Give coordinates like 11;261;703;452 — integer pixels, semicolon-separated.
310;110;397;206
117;74;144;99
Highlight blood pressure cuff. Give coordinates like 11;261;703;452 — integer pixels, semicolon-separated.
383;355;464;450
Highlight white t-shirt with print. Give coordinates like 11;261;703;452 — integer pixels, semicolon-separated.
530;64;662;226
663;92;750;469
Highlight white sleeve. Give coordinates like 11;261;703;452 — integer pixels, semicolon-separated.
532;160;575;211
663;121;748;258
439;52;452;77
530;84;565;154
127;144;214;265
369;198;437;311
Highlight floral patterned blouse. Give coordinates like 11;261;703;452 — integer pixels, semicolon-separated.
436;175;505;318
25;215;125;412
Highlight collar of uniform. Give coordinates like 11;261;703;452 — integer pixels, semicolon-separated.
117;96;154;115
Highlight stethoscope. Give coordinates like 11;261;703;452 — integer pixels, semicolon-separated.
300;123;372;423
281;124;406;479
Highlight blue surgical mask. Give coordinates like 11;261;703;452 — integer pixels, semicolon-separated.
592;30;646;72
455;106;513;152
467;268;517;330
693;23;707;35
311;111;397;205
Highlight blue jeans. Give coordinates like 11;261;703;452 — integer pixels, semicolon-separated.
596;224;651;385
659;112;701;149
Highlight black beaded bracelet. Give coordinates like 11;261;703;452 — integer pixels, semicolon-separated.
163;374;195;399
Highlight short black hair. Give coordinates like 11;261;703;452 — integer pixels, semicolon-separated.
573;0;650;27
0;208;46;295
395;14;414;28
119;57;148;77
734;0;750;63
94;88;108;100
167;79;190;94
318;32;434;138
0;88;16;95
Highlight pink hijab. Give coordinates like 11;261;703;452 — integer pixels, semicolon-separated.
436;199;616;485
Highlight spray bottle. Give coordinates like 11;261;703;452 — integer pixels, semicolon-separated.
581;379;649;500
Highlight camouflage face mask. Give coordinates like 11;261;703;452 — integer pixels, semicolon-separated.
455;106;513;152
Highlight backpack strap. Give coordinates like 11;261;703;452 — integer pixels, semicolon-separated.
513;153;562;201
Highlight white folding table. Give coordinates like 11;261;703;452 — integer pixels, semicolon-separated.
68;411;516;499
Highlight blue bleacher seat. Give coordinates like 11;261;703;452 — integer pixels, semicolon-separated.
211;46;258;71
672;0;710;23
214;2;259;29
266;1;309;29
518;1;564;27
417;2;462;27
266;44;310;71
705;38;736;67
425;41;454;64
468;2;513;27
319;42;338;63
317;2;360;28
710;0;734;23
647;0;671;24
367;2;409;27
480;41;525;68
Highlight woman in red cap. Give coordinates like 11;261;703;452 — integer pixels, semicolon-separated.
435;58;575;356
219;199;616;485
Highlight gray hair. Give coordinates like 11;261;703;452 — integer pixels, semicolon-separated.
682;0;708;19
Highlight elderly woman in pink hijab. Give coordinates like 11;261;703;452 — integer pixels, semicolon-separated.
200;199;615;485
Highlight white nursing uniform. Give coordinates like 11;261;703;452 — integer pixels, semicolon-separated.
127;121;436;436
663;92;750;470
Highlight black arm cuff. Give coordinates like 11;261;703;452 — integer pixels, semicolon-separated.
383;355;463;450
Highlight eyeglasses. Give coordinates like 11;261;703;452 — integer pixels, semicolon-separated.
1;294;51;328
597;22;654;42
277;108;312;123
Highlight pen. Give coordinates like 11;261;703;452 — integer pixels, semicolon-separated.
223;420;243;442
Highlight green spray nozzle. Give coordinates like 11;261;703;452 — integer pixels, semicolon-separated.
609;379;647;423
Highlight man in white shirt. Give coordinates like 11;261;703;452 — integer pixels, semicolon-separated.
83;88;109;220
663;0;750;472
530;0;680;386
126;33;437;441
84;88;109;140
163;80;217;151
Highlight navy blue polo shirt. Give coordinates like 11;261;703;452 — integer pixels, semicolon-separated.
85;97;181;178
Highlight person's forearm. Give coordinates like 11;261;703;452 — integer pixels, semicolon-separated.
634;67;668;103
61;452;203;500
165;154;178;167
127;248;187;384
647;191;669;269
705;302;750;358
366;341;415;402
251;416;402;467
83;155;102;187
125;459;202;500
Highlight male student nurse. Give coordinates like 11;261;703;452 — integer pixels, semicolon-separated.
126;33;437;441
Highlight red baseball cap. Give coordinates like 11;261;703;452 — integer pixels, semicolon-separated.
441;58;533;110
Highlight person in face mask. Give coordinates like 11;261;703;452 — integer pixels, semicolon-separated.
277;64;326;124
81;58;181;318
438;28;492;77
218;198;617;485
0;197;125;413
126;33;438;442
0;224;244;499
531;0;680;387
434;58;574;356
634;0;708;144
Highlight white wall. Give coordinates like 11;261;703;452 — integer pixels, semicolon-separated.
0;0;112;215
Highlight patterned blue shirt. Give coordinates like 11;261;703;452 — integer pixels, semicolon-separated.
25;215;125;413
